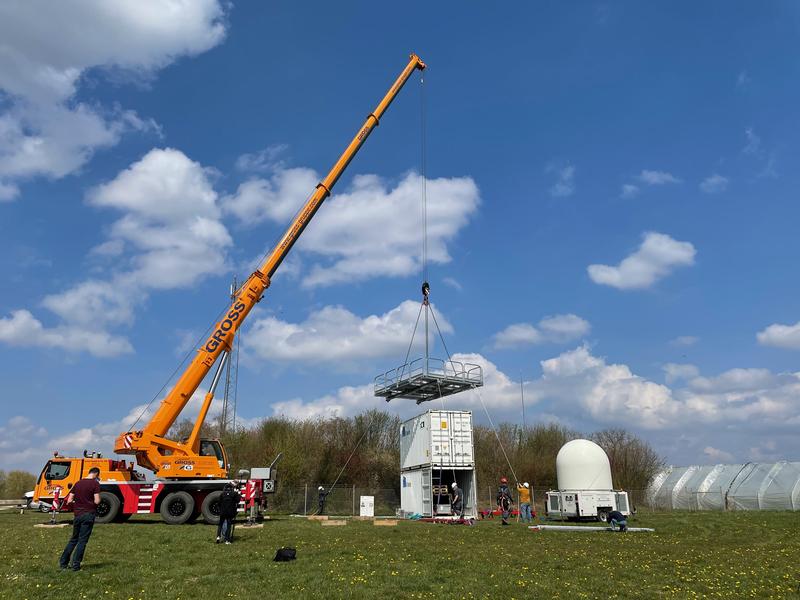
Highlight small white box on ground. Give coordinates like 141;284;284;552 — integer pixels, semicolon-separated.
359;495;374;517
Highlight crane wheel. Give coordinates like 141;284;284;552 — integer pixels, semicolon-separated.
160;491;195;525
96;492;121;524
201;490;223;525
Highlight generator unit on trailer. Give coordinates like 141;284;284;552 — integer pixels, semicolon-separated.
546;490;630;522
545;439;630;522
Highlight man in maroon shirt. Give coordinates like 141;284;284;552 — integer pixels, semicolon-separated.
59;467;101;571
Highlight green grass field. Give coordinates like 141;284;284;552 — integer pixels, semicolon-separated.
1;510;798;599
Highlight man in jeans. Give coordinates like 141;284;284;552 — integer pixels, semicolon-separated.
517;482;533;523
59;467;101;571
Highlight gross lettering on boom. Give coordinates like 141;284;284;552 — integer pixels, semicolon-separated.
204;301;246;352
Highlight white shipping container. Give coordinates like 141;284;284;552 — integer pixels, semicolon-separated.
400;466;477;518
400;410;474;470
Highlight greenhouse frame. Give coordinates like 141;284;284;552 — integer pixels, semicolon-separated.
647;462;800;511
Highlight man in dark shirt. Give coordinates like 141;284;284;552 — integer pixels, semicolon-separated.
497;477;513;526
317;486;329;515
59;467;101;571
217;483;241;544
607;509;628;532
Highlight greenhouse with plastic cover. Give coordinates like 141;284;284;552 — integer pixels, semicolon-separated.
646;462;800;511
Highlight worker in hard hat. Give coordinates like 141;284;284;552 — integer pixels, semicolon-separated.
497;477;513;526
317;486;329;515
517;481;533;523
607;509;627;532
450;482;464;519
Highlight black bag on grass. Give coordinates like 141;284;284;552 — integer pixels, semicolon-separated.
274;547;297;562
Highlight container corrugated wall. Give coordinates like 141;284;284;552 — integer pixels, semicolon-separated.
400;410;474;470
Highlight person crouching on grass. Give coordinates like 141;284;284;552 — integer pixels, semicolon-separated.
607;509;628;532
59;467;101;571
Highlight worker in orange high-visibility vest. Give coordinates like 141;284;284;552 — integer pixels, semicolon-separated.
517;482;533;523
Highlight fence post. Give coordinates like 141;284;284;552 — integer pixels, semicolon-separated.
353;484;356;516
304;483;307;516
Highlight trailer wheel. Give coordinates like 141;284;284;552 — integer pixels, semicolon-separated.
597;509;609;523
96;492;120;524
201;490;223;525
160;491;195;525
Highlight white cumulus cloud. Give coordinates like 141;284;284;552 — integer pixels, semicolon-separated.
245;300;452;368
546;163;575;198
0;148;230;357
299;172;479;288
492;314;590;349
636;170;682;185
700;174;729;194
0;309;132;357
587;232;696;290
757;321;800;350
0;0;227;197
663;363;699;384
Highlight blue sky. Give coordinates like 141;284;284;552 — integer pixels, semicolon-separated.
2;1;800;474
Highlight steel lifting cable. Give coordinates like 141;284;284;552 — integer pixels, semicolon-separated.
127;181;312;431
311;418;372;515
472;384;519;484
127;304;229;431
420;70;428;286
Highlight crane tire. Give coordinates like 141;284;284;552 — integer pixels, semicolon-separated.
160;491;195;525
96;492;120;524
201;490;223;525
114;511;132;523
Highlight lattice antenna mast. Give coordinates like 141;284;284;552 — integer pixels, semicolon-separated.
220;276;239;437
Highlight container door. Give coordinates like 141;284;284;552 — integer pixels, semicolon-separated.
615;492;629;514
400;414;432;470
450;412;474;465
421;468;433;517
461;470;478;519
429;412;450;465
401;471;425;516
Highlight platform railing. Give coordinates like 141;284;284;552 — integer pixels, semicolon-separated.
374;356;483;393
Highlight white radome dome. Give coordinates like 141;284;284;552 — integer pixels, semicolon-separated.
556;439;613;490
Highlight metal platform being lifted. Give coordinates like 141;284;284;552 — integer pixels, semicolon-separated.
374;357;483;404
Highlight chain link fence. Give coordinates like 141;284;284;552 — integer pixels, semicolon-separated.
267;485;401;516
264;485;663;516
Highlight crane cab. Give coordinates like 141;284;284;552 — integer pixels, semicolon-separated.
33;452;135;502
199;439;228;471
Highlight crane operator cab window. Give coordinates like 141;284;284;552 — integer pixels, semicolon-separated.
200;440;225;469
40;461;71;483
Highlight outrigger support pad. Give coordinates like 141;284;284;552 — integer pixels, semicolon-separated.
374;357;483;404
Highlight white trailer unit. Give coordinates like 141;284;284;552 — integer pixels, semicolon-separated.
400;410;474;471
546;490;630;522
400;466;478;518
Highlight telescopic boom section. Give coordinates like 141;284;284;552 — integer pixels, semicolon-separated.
114;54;426;477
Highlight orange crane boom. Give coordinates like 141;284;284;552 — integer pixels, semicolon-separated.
114;53;427;478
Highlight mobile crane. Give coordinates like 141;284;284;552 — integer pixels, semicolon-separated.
33;53;427;525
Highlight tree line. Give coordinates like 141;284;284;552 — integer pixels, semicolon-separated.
2;411;664;503
214;410;664;494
